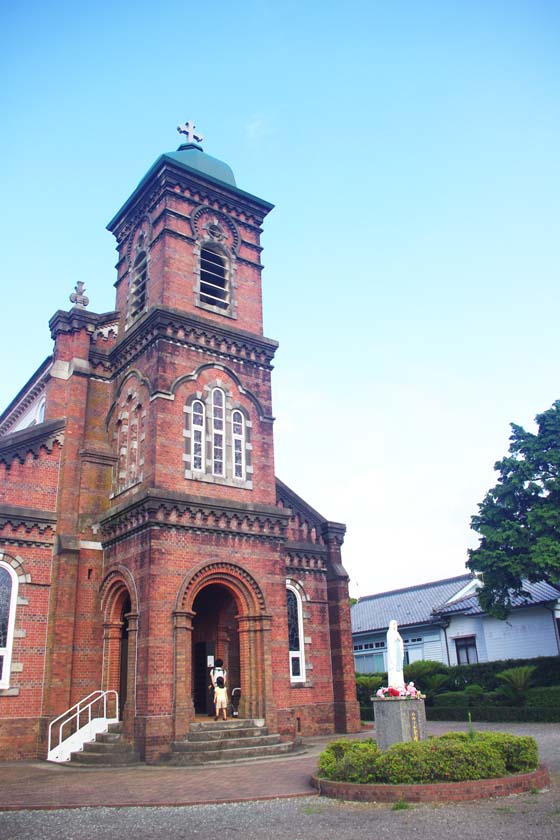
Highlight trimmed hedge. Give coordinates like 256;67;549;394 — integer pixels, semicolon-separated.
446;656;560;691
427;704;560;722
436;731;538;773
375;739;506;784
317;731;538;785
356;656;560;696
526;685;560;708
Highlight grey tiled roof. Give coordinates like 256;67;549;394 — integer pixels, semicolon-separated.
351;574;473;634
432;580;560;617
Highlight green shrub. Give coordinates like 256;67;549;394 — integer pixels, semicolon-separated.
433;691;469;708
464;684;485;705
316;738;383;784
496;666;536;706
403;660;447;683
445;656;560;692
355;674;384;705
526;685;560;709
375;739;506;784
316;733;541;784
427;704;560;723
337;740;382;783
437;731;538;773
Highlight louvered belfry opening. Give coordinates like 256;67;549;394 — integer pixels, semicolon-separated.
200;246;228;309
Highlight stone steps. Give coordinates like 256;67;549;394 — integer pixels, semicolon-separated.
69;722;141;767
168;740;297;765
167;719;298;766
173;733;282;753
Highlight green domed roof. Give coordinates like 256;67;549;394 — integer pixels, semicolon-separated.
163;142;237;187
107;133;273;233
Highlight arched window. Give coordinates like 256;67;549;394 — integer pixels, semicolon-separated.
200;246;228;310
212;388;225;475
232;410;245;480
191;400;205;472
0;562;18;690
130;250;148;320
286;585;306;683
184;391;251;487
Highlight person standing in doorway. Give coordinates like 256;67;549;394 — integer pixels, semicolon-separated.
213;675;228;721
208;657;227;716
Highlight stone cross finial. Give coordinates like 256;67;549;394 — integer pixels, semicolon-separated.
70;281;89;308
177;120;203;144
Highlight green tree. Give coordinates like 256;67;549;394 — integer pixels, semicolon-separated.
467;400;560;618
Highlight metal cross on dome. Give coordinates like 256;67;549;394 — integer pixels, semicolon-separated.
177;120;203;144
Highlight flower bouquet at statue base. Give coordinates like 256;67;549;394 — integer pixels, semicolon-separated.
372;681;425;700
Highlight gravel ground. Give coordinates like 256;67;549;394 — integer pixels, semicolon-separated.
1;790;559;840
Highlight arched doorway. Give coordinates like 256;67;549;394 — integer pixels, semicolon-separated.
174;561;274;734
99;568;138;732
191;584;240;715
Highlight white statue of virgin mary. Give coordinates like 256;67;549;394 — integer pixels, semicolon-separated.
386;619;405;690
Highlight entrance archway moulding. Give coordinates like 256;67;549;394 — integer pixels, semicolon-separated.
173;560;274;738
99;566;139;733
175;559;267;614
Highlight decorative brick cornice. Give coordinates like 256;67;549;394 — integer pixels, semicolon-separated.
0;419;65;467
49;307;119;340
285;546;327;574
100;488;290;546
0;504;56;542
93;306;278;378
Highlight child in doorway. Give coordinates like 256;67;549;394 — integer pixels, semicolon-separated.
214;676;228;721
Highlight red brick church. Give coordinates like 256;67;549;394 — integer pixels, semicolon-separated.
0;123;360;762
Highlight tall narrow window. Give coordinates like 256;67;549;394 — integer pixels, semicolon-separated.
192;400;205;472
232;410;245;479
0;563;18;690
287;586;306;683
212;389;225;476
200;247;228;310
130;251;148;320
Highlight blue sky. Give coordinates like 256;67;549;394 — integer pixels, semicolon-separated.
1;1;559;596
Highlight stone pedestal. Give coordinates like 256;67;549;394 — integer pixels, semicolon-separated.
373;698;426;751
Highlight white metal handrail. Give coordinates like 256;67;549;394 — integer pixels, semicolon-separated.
47;690;119;763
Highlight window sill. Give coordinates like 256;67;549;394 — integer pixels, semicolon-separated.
184;472;253;490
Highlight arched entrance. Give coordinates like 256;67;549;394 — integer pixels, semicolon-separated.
174;562;275;738
191;583;240;715
99;568;138;734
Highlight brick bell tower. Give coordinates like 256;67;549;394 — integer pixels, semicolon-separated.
0;120;360;763
101;121;294;761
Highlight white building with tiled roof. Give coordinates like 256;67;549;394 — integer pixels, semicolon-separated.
351;575;560;673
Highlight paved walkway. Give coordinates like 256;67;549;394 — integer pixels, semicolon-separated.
0;722;557;811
